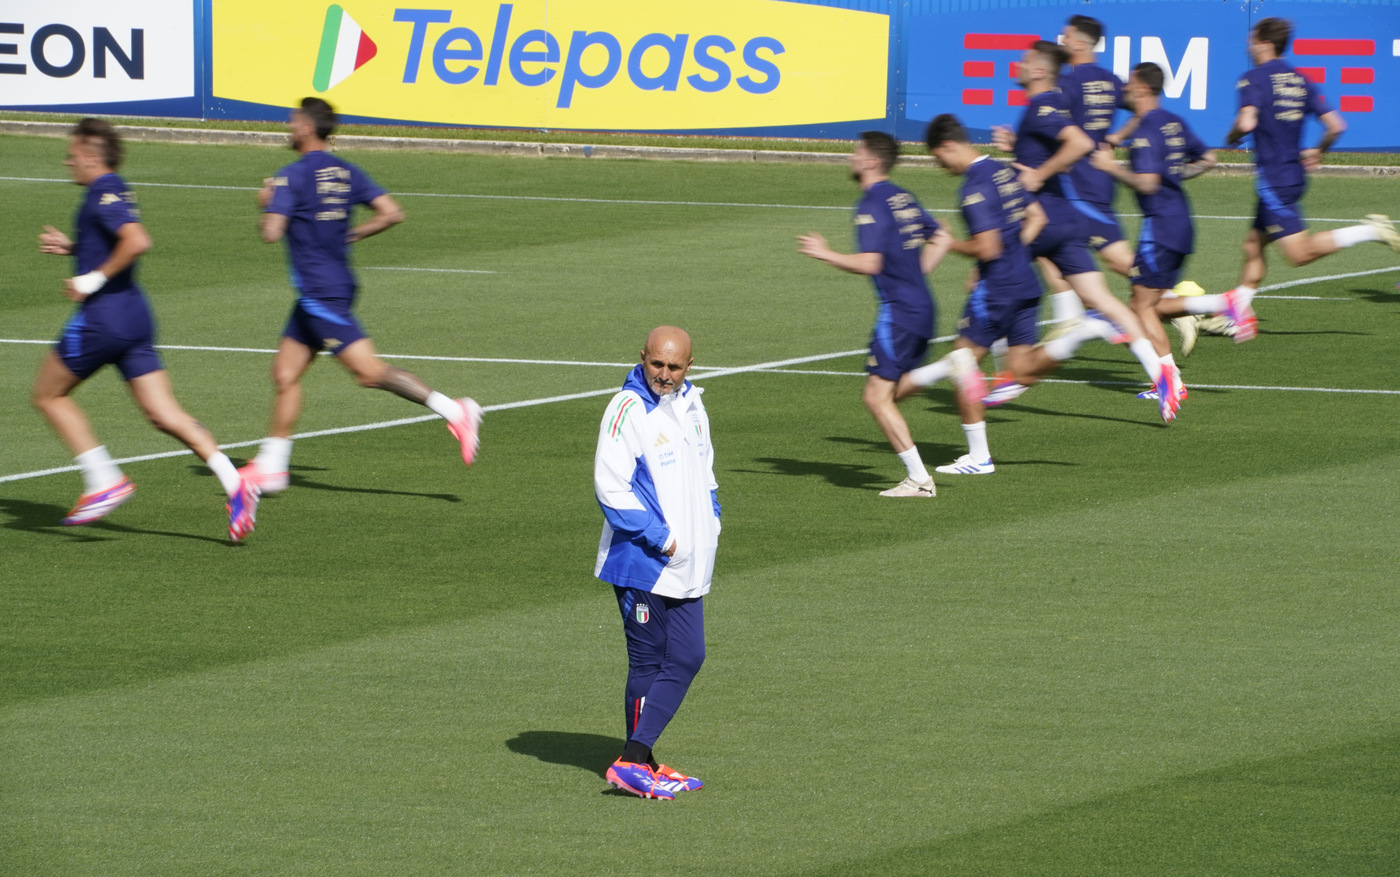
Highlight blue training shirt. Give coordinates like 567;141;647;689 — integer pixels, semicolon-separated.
959;157;1041;302
265;150;386;297
854;179;940;339
1061;62;1126;208
72;172;153;337
1128;107;1209;255
1237;57;1333;191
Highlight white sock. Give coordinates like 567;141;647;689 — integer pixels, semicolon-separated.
1183;294;1227;315
255;436;293;474
425;390;461;420
76;445;124;494
898;446;930;482
908;356;953;388
963;422;990;462
206;452;242;497
1050;290;1085;322
1234;286;1257;308
990;338;1010;374
1161;353;1177;371
1128;338;1162;383
1332;225;1380;248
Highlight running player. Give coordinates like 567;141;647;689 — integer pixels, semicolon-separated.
32;118;259;540
986;40;1167;408
798;131;953;497
1091;63;1216;412
916;113;1165;472
239;98;482;494
1219;17;1400;337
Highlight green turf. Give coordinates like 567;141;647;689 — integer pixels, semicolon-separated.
1;134;1398;874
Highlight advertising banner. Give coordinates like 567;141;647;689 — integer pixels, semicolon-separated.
0;0;196;114
210;0;890;131
903;0;1400;149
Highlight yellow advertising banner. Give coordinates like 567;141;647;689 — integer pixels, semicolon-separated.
211;0;888;129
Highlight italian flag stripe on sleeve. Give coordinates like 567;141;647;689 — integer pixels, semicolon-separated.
608;397;637;439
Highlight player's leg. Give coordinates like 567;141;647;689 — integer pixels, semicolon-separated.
240;336;316;495
866;327;936;496
934;328;995;475
32;350;135;524
1060;270;1162;383
1096;238;1136;279
126;366;259;541
865;374;934;496
337;337;483;466
1129;284;1181;421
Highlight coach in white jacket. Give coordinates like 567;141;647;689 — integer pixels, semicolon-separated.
595;326;719;800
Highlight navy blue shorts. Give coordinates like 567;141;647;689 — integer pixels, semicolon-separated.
1130;243;1190;291
1072;201;1126;252
959;282;1041;349
1030;215;1099;277
1254;180;1307;241
866;324;930;381
55;312;163;381
283;296;368;355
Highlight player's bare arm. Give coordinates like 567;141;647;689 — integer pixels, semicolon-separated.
919;227;954;275
1226;105;1258;147
797;232;883;276
991;124;1016;153
260;212;288;244
1181;150;1218;180
950;228;1002;262
1090;143;1161;194
347;194;405;244
1020;200;1048;247
1017;125;1094;192
1303;111;1346;171
64;222;151;303
38;225;74;256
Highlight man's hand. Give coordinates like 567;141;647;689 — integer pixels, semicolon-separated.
38;225;73;255
991;125;1016;153
1301;147;1322;172
797;231;831;260
63;270;105;303
257;177;276;210
1011;162;1043;193
1089;143;1118;173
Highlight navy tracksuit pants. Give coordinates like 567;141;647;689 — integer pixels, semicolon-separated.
614;586;705;749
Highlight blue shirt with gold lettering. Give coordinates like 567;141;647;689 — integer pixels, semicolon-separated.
1129;107;1209;254
1238;57;1332;191
266;150;385;298
74;172;153;337
854;179;940;338
1061;62;1126;208
959;157;1041;302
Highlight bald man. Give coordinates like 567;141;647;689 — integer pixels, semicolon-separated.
594;326;720;800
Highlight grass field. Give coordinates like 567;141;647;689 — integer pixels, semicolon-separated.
2;131;1398;875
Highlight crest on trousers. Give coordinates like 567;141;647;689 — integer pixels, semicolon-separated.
635;603;650;624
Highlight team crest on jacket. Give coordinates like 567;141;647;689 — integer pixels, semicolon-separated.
635;603;650;624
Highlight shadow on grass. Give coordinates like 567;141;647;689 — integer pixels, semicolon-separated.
507;730;623;780
796;733;1400;876
208;462;463;502
0;496;232;545
1350;285;1400;304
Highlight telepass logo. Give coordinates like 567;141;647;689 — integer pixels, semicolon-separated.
313;5;378;92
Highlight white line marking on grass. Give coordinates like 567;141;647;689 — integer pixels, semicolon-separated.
0;348;864;484
1256;265;1399;294
757;368;1400;396
3;175;1391;225
361;266;497;274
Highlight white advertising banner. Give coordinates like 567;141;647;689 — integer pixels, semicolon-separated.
0;0;194;106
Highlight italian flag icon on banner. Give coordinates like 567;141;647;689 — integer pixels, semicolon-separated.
312;5;377;92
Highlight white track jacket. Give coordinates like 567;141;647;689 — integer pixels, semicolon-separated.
594;365;720;599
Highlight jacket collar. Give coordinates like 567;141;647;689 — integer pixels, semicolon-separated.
623;363;695;413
